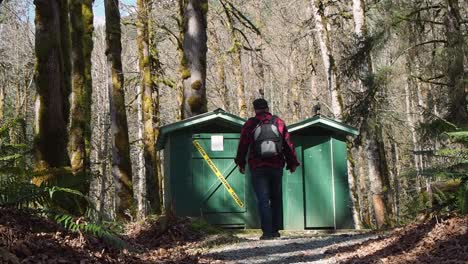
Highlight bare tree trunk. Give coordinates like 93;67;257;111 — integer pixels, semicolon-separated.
180;0;208;119
0;83;4;121
366;134;387;228
209;26;229;111
137;0;161;216
310;1;342;119
69;0;87;176
352;0;388;229
290;49;300;122
347;149;363;229
357;146;371;227
104;0;134;221
136;86;146;217
95;113;110;221
33;0;70;172
444;0;467;125
390;141;400;224
219;1;247;117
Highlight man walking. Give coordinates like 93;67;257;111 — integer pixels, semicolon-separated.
235;98;300;240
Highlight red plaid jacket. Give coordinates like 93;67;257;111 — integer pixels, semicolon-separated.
235;112;300;171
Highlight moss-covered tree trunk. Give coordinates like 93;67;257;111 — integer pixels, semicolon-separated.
104;0;134;221
83;0;94;171
69;0;87;176
444;0;467;126
33;0;70;171
137;0;161;216
181;0;208;119
176;0;186;120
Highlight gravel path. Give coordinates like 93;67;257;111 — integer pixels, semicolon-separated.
204;232;378;264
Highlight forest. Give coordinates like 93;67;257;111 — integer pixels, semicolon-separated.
0;0;467;263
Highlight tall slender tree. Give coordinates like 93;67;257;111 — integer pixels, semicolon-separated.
0;82;4;121
310;0;342;119
83;0;94;171
33;0;71;172
221;0;246;117
180;0;208;119
104;0;134;221
352;0;389;228
209;25;229;111
137;0;161;216
69;0;87;176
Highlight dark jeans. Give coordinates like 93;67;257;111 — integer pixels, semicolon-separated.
250;167;283;235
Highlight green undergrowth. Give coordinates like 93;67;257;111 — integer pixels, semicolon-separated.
0;118;126;249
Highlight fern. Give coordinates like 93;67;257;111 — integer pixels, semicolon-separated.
53;213;127;249
0;118;129;249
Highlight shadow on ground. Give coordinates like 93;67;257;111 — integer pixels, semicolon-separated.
335;220;436;264
205;233;376;264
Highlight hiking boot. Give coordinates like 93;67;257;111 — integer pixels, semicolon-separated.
259;234;274;240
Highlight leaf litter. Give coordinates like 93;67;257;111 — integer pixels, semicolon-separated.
1;207;467;263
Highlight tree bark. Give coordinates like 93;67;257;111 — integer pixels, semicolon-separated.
0;82;4;121
137;0;161;216
221;2;246;117
69;0;87;176
347;148;363;229
290;49;301;122
209;26;229;111
33;0;70;171
104;0;134;221
310;0;342;119
176;0;185;120
83;0;94;172
181;0;208;119
352;0;388;228
444;0;467;126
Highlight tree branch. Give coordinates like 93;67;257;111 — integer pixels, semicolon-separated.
159;24;181;48
226;1;261;36
406;5;443;17
413;40;446;47
396;16;444;25
411;74;448;86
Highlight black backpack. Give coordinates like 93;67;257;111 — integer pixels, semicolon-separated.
252;116;283;158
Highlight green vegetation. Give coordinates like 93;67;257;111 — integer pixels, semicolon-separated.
0;118;124;248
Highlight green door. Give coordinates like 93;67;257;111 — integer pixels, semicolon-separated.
191;134;247;225
282;137;305;230
303;136;334;228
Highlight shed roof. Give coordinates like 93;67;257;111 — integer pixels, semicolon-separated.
288;115;358;136
156;108;246;150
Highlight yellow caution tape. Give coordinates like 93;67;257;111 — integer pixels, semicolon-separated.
192;140;244;208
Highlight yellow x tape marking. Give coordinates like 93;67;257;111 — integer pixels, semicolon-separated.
192;140;244;208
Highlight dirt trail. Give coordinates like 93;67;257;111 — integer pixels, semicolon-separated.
203;216;468;264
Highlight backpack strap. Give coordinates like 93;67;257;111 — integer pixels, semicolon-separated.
270;115;278;124
251;115;277;126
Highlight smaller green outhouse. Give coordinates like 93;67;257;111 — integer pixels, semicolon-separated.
156;109;259;228
283;114;358;230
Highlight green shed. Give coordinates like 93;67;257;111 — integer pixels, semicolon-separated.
283;114;358;230
156;109;259;228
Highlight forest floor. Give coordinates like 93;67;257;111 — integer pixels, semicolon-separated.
0;207;467;263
